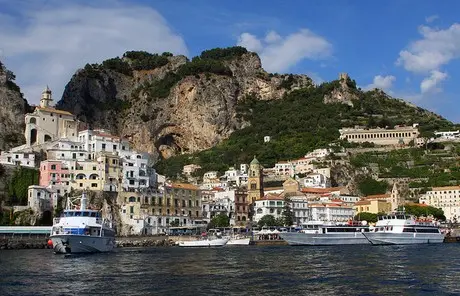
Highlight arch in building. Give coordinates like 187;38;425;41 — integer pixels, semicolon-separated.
128;196;136;202
44;134;52;142
257;208;263;214
89;174;99;180
139;170;146;177
242;216;247;221
30;129;37;145
29;117;37;124
76;173;86;180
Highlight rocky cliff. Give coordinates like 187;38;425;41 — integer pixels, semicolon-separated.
0;61;29;151
56;48;313;159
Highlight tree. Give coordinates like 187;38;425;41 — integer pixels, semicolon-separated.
208;213;230;229
281;203;294;226
257;215;277;227
354;212;378;223
357;177;389;196
404;204;445;221
0;164;5;178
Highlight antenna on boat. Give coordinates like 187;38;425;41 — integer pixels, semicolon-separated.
81;190;87;211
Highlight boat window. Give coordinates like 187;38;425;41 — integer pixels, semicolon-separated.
403;228;416;232
416;228;440;233
75;211;82;216
82;212;89;217
90;212;96;217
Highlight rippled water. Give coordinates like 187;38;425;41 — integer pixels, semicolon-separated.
1;244;460;295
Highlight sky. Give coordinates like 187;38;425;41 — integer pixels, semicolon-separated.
1;0;460;122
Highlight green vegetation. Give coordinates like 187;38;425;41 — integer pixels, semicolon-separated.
156;79;454;178
354;212;379;223
257;215;279;227
199;46;248;60
404;203;445;220
208;213;230;228
102;57;132;76
351;146;460;188
357;176;389;196
7;167;39;205
123;51;169;71
281;203;294;226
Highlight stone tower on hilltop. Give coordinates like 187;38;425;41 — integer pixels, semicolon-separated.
247;156;264;204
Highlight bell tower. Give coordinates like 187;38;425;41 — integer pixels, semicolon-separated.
39;86;53;108
247;156;264;204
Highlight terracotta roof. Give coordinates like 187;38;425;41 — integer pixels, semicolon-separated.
169;183;199;190
36;107;73;116
301;187;343;194
364;194;390;200
260;193;283;201
431;186;460;191
354;200;371;206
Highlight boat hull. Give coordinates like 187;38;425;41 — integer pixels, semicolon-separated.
280;232;370;246
50;235;116;253
363;233;445;245
178;238;229;247
227;238;251;246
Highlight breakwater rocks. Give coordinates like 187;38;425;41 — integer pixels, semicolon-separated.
0;238;51;250
116;237;176;248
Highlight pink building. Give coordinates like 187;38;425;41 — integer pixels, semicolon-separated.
40;160;67;187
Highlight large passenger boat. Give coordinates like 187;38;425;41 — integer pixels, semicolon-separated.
49;191;116;253
363;213;445;245
279;221;370;246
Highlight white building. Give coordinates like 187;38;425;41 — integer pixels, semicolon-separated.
264;136;271;143
28;185;56;213
45;139;87;161
302;173;330;188
288;196;310;225
78;129;131;160
434;130;460;140
274;161;292;176
182;164;201;175
24;87;78;147
253;194;285;222
419;186;460;222
0;151;35;167
121;152;156;192
240;164;248;174
305;148;331;159
309;203;354;222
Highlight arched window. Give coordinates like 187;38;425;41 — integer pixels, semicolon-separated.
89;174;99;180
242;216;247;221
257;208;263;214
29;118;36;124
76;173;86;180
128;196;136;202
44;134;52;142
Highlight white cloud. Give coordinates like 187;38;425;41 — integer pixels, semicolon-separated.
237;33;263;52
425;15;439;23
0;1;188;104
237;29;332;73
363;75;396;91
420;70;448;94
396;24;460;73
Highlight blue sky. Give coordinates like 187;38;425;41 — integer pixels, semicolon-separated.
1;0;460;122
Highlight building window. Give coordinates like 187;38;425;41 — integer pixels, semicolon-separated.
51;164;56;170
91;183;97;188
79;183;83;187
113;145;117;150
102;144;106;150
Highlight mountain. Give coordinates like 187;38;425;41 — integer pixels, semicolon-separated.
0;61;30;151
55;47;455;178
57;47;312;159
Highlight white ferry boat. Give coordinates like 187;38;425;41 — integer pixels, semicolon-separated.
49;191;116;253
363;213;445;245
226;235;251;246
279;221;370;246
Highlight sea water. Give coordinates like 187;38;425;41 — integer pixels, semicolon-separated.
1;244;459;295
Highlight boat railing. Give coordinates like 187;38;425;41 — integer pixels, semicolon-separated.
53;217;60;224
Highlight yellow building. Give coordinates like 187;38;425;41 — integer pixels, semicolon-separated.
97;152;123;192
71;160;105;191
247;156;264;204
354;199;391;214
163;183;202;221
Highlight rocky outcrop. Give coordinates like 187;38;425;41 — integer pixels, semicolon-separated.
0;61;29;151
57;49;313;159
323;73;359;106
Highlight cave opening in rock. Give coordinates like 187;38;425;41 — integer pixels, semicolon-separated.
155;133;183;159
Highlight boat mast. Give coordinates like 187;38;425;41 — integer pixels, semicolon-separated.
81;190;87;211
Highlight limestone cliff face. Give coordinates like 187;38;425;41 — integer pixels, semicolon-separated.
0;61;29;151
323;73;359;106
57;50;313;159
